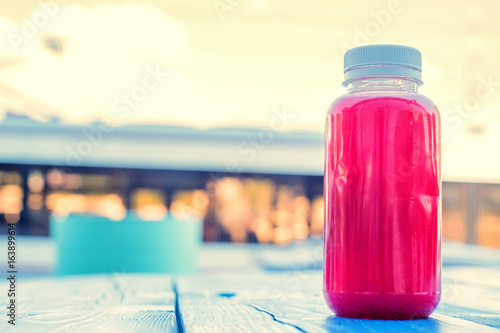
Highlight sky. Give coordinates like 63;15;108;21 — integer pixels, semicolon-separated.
0;0;499;181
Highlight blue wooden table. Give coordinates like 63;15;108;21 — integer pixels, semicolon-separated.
1;237;500;332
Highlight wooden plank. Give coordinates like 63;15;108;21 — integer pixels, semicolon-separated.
247;281;500;333
175;298;301;333
3;239;500;332
176;272;305;332
176;271;500;333
437;267;500;330
253;242;500;331
0;274;177;333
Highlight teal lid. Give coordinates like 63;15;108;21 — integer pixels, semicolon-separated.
343;44;422;86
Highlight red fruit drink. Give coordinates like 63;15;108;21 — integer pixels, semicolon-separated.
323;45;441;319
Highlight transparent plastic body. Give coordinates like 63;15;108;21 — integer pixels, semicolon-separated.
323;77;441;319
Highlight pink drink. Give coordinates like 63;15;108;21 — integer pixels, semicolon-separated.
323;45;441;319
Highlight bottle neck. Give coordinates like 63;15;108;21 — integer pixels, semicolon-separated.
346;77;419;93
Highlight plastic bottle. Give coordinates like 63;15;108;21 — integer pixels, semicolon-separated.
323;44;441;319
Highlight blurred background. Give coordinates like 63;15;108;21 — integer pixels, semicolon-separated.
0;0;499;247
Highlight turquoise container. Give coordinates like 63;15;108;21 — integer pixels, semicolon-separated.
50;213;202;275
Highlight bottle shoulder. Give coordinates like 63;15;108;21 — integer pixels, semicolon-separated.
327;92;439;116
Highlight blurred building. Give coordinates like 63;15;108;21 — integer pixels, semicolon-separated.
1;113;499;247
